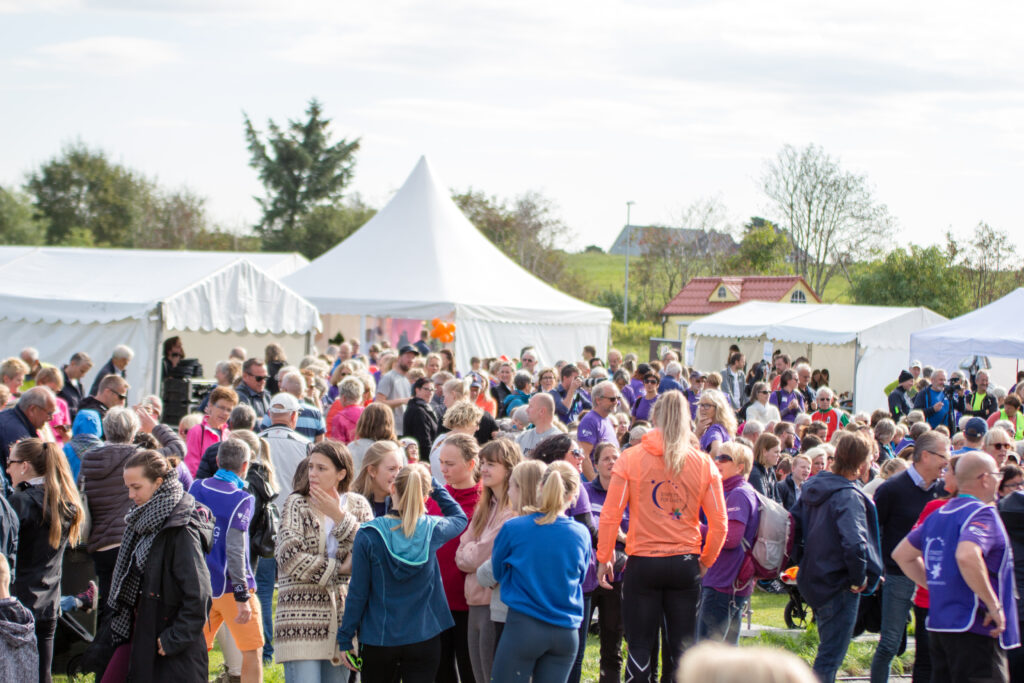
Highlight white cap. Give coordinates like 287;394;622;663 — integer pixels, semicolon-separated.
910;360;922;369
269;393;300;414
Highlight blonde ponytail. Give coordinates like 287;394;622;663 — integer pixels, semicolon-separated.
652;390;692;476
392;463;432;537
526;461;579;525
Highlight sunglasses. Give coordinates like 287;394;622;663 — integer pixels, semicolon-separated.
758;390;770;395
247;372;268;382
715;454;733;463
570;448;584;458
994;443;1013;450
645;379;659;385
113;391;127;401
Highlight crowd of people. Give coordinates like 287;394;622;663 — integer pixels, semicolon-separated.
0;337;1022;682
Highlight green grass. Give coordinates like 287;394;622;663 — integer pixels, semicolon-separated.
565;252;628;294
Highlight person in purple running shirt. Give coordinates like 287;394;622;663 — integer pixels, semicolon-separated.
577;381;619;482
770;369;805;423
695;389;736;459
632;373;659;422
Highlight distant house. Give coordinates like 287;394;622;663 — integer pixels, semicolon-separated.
660;275;821;339
609;225;737;256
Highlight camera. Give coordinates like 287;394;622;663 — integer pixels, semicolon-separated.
582;377;603;388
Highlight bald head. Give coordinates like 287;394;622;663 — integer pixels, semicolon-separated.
956;450;999;502
527;392;555;429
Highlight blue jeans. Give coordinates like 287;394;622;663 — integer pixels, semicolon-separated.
696;586;748;645
283;659;349;683
255;555;277;662
870;573;915;683
813;590;861;683
567;593;591;683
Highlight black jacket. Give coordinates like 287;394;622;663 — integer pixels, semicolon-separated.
748;462;780;504
58;367;86;420
776;474;798;511
0;489;17;579
887;386;913;420
792;471;883;609
9;483;75;620
404;397;440;457
246;462;278;559
964;391;998;419
127;494;213;682
0;407;35;471
88;358;125;398
999;492;1024;621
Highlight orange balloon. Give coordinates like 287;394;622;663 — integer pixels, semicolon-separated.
430;327;443;339
431;318;441;328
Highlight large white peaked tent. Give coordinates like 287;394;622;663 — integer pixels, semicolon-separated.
0;248;321;400
687;302;947;412
285;157;612;368
910;288;1024;373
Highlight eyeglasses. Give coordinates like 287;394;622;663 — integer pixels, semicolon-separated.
715;454;733;463
993;443;1013;450
1003;480;1024;491
980;471;1004;482
645;379;659;385
926;449;950;460
247;372;268;382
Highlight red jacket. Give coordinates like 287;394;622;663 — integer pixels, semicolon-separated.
427;482;482;611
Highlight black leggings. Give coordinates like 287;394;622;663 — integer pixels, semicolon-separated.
912;605;932;683
621;554;701;683
361;635;441;683
36;616;57;683
437;609;476;683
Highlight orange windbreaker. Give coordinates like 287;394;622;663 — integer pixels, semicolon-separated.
597;430;727;568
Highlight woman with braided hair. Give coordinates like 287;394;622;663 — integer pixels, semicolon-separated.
87;449;214;683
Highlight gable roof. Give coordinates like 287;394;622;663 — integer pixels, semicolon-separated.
608;225;737;256
660;275;820;316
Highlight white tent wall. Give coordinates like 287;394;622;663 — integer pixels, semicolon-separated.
455;316;610;371
173;329;310;382
0;317;155;404
855;346;912;413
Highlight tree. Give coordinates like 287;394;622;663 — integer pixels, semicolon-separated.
762;143;891;296
452;188;576;287
299;196;376;260
135;187;208;249
725;217;792;275
946;223;1020;310
0;187;46;245
849;244;966;318
25;143;148;246
244;99;361;252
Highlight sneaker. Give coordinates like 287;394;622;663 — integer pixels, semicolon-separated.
75;581;99;613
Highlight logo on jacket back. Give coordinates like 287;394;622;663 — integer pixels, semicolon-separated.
651;479;687;521
924;537;945;583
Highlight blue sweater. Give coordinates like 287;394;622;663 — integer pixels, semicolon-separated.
491;513;591;629
337;480;467;649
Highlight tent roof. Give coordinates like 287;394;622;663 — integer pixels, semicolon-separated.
0;249;321;333
910;288;1024;362
688;301;946;348
284;157;612;324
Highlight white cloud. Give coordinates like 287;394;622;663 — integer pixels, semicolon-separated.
34;36;181;73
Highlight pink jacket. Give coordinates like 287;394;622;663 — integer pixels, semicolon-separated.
455;501;516;606
329;404;363;443
184;416;228;477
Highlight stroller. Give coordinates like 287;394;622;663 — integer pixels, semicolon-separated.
780;566;812;630
52;547;97;679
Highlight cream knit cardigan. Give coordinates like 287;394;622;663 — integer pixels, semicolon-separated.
274;490;373;664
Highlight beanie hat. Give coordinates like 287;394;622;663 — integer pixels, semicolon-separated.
898;370;913;384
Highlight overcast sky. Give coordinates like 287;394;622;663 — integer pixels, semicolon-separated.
3;0;1023;252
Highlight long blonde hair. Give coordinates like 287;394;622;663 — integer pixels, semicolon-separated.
510;460;545;514
526;461;580;525
391;463;431;537
469;439;522;536
352;440;403;499
12;439;84;548
700;389;737;438
652;390;692;476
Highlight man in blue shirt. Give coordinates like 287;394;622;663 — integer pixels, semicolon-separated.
913;369;964;431
658;361;687;395
550;364;591;425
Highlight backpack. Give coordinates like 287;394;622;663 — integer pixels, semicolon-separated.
247;463;280;559
741;491;795;580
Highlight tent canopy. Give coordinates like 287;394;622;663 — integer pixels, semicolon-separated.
285;157;611;366
910;288;1024;371
688;301;947;412
0;248;320;398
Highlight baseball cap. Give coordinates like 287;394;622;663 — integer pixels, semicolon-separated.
964;417;988;440
399;344;420;356
268;393;300;414
910;360;922;369
469;374;484;389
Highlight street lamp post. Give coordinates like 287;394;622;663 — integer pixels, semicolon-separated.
623;201;634;324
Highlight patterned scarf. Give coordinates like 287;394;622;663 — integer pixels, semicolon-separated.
107;476;185;643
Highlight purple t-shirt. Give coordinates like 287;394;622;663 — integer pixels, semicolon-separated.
566;489;598;593
621;384;636;409
577;410;616;449
629;378;644;399
703;476;759;596
189;477;256;597
632;395;657;421
699;423;730;453
685;389;701;420
584;478;629;583
771;389;805;422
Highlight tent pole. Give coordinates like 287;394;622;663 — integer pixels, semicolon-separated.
852;338;860;413
152;304;165;398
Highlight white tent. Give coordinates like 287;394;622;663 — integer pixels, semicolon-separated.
285;157;612;368
687;302;947;413
0;248;321;400
909;288;1024;377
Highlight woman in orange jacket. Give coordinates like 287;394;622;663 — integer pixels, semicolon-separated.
596;390;727;683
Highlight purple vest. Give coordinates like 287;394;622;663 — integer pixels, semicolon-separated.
919;497;1020;649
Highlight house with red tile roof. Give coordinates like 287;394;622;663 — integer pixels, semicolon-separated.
660;275;820;338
